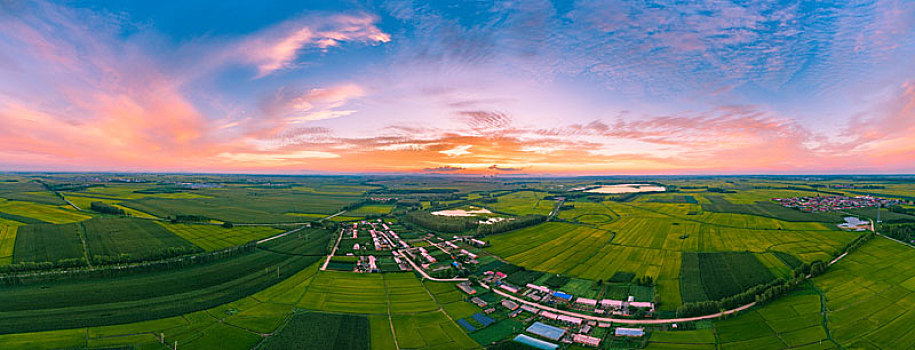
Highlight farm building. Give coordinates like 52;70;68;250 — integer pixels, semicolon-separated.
501;299;520;311
526;322;567;341
552;291;573;301
575;297;598;307
499;283;520;294
573;334;601;347
557;315;583;326
469;238;486;247
527;283;551;293
540;311;559;320
629;301;654;310
615;327;645;337
521;304;539;314
513;334;559;350
600;299;623;309
470;297;487;307
457;282;477;295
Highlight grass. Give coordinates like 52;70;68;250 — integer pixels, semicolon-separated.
83;217;198;259
713;290;829;349
156;222;283;251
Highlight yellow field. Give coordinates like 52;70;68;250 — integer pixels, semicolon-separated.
0;225;18;265
0;200;91;224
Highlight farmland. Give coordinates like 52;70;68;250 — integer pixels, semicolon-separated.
260;312;370;350
0;174;913;348
157;223;282;251
0;227;332;334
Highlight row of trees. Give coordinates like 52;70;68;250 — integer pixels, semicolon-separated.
883;223;915;242
90;201;125;215
0;241;259;286
475;215;547;236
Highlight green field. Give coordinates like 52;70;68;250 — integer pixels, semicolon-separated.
12;222;85;263
259;312;370;350
812;237;915;348
485;191;555;215
0;227;332;334
157;222;283;251
83;218;198;259
679;252;776;302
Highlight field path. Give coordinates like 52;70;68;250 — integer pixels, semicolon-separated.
255;225;310;244
320;228;345;271
324;210;347;220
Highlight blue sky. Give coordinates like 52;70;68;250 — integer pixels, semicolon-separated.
0;0;913;174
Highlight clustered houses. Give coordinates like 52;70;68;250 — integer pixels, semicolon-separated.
491;277;656;317
773;195;903;212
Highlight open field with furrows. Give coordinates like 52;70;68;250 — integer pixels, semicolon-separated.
156;222;283;251
0;227;331;334
83;218;198;259
646;290;833;349
812;237;915;349
0;199;91;224
484;191;555;215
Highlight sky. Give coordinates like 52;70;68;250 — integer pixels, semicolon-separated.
0;0;914;175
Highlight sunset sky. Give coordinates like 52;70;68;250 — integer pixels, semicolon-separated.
1;1;914;175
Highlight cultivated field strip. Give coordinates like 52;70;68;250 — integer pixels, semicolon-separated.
157;222;282;251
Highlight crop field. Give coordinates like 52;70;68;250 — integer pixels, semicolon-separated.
296;271;478;349
557;201;618;224
12;222;85;263
62;194;157;218
260;312;370;350
347;205;394;216
157;223;283;251
0;224;17;264
700;195;842;222
812;237;915;349
0;200;90;224
646;291;831;349
485;191;555;215
0;227;332;334
83;218;198;259
679;252;776;302
115;186;361;223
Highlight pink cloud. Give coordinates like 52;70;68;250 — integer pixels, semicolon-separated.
239;14;390;77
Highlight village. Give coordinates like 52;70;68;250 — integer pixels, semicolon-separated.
772;195;904;212
325;218;656;348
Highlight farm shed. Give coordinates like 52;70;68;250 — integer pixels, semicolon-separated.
526;322;567;341
552;291;573;301
575;297;597;307
615;327;645;337
501;299;520;311
600;299;623;309
457;282;477;295
573;334;601;347
513;334;559;350
527;283;551;293
500;283;520;293
557;315;583;326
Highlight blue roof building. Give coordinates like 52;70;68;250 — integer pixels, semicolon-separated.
526;322;567;341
